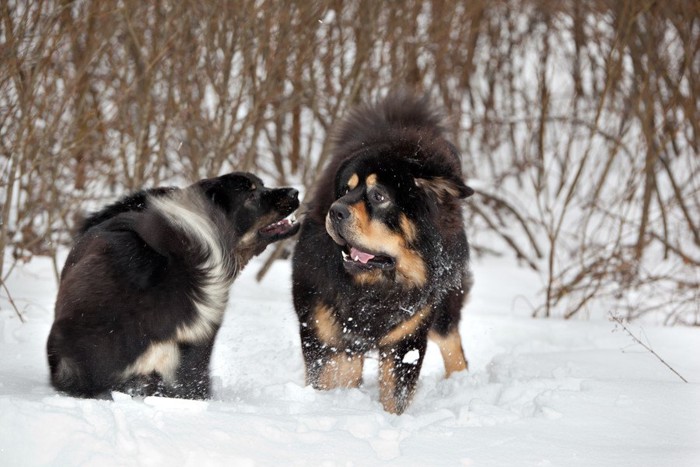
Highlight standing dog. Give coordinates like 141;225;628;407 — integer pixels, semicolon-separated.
47;172;299;399
292;93;473;414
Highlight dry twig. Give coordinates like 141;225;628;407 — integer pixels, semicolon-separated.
0;279;26;323
609;312;688;383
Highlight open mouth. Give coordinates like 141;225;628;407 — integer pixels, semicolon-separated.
341;245;396;271
259;214;300;241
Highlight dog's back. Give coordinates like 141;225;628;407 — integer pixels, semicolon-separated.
75;187;176;238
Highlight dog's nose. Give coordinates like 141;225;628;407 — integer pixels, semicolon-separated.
329;203;350;222
273;187;299;211
286;188;299;200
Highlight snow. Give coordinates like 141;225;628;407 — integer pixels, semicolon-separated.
402;349;420;365
1;252;699;466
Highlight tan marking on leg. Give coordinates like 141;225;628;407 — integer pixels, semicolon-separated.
378;354;399;414
313;304;341;347
317;353;364;389
379;307;431;347
347;173;359;190
366;173;378;187
429;329;468;376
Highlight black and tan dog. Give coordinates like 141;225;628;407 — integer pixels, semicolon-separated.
47;172;299;399
292;93;473;414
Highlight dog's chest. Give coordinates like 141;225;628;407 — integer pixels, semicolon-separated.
332;295;428;345
152;195;238;344
175;274;236;343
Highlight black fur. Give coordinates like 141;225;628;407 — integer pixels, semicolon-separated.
47;172;299;399
292;92;473;414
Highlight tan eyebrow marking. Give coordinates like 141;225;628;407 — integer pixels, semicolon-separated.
366;173;378;187
347;173;359;190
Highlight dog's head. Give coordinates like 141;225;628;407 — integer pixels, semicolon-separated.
197;172;300;257
325;153;472;288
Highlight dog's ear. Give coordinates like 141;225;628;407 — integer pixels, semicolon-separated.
197;173;255;208
415;175;474;202
200;179;226;203
197;179;230;208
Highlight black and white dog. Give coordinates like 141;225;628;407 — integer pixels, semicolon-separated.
47;172;300;399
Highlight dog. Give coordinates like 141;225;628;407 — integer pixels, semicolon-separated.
47;172;300;399
292;93;474;414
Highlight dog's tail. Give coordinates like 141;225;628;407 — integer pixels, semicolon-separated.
46;326;91;397
49;357;82;392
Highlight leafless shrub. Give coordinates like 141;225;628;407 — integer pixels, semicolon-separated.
1;0;697;323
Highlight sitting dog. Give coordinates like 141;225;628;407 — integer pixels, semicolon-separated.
47;172;299;399
292;93;473;414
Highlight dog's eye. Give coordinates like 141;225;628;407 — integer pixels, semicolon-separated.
370;190;386;204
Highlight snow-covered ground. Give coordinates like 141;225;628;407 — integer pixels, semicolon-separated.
1;251;698;466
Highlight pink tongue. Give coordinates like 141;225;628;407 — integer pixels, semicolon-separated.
350;247;375;264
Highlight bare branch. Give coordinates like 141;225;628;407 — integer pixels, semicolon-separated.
609;312;688;383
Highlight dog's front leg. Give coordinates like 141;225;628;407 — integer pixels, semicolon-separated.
304;343;364;390
377;328;429;415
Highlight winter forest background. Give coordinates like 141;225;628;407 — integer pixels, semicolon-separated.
1;0;699;325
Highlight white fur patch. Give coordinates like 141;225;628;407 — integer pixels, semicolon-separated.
54;358;79;385
123;341;180;383
238;230;257;251
402;349;420;365
151;193;237;344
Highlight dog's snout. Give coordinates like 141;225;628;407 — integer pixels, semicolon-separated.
329;203;350;222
